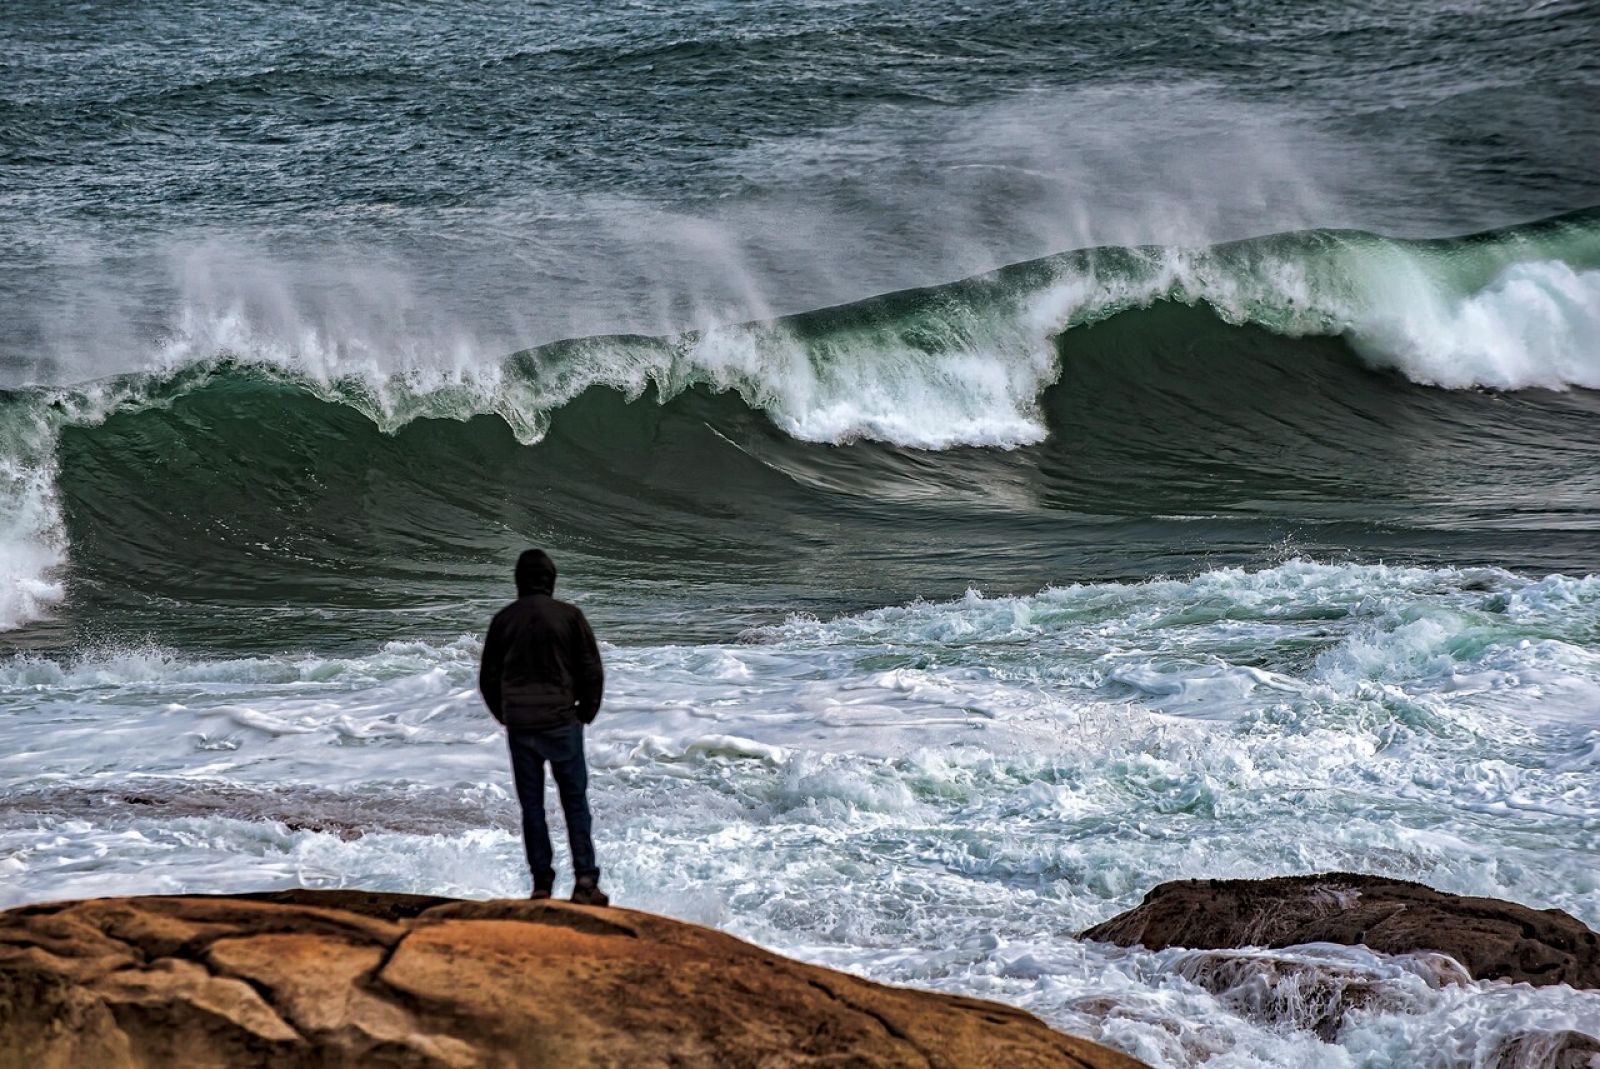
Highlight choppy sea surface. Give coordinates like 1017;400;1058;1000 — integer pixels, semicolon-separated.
4;3;1600;1065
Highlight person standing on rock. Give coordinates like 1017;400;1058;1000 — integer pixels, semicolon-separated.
479;548;609;905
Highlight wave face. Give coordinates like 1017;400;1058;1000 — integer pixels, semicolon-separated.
3;212;1600;638
86;209;1600;449
8;4;1600;1066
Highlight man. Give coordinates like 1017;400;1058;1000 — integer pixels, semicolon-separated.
479;549;608;905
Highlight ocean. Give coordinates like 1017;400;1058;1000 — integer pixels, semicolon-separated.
3;2;1599;1064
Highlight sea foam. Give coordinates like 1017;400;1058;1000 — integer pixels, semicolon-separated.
3;562;1599;1066
2;217;1597;631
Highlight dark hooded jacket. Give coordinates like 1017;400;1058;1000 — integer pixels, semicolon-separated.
479;550;604;730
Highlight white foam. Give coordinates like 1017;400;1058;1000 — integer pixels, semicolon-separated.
0;465;65;631
5;562;1600;1064
6;223;1600;633
13;224;1600;458
0;403;69;631
1347;259;1600;390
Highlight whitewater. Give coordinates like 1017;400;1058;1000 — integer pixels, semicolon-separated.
4;562;1600;1066
6;1;1600;1065
4;213;1599;632
4;209;1600;1069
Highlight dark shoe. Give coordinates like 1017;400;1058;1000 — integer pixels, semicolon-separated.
529;887;552;901
570;877;609;907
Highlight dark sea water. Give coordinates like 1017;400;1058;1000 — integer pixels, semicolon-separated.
3;3;1600;1065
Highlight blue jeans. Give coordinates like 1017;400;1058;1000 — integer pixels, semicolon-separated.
507;723;597;888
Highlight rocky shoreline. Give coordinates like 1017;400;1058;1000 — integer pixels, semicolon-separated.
1083;873;1600;1065
3;875;1597;1068
0;889;1145;1069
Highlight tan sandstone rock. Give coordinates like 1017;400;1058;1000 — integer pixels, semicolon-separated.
0;889;1147;1069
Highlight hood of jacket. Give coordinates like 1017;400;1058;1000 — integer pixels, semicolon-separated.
514;549;557;596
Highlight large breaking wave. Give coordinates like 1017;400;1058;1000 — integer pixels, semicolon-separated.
3;211;1599;632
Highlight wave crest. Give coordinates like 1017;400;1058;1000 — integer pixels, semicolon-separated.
2;211;1598;631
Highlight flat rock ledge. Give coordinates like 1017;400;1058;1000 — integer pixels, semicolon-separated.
0;890;1147;1069
1081;872;1600;990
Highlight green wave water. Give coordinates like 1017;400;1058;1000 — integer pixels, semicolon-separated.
6;4;1600;1065
4;214;1599;644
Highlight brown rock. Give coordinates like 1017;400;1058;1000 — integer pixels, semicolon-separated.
1081;873;1600;989
0;890;1147;1069
1490;1029;1600;1069
1171;951;1383;1040
1166;948;1467;1041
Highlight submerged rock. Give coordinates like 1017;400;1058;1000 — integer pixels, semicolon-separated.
1166;946;1467;1041
1490;1029;1600;1069
1081;872;1600;989
0;889;1147;1069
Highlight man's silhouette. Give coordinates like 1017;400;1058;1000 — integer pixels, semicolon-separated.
479;549;608;904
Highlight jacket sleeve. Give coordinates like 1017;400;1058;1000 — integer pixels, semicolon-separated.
478;613;506;724
572;609;604;724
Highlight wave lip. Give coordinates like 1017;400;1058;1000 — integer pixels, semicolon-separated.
29;209;1600;449
1351;257;1600;390
3;211;1600;631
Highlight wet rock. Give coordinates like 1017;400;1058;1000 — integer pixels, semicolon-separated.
0;783;518;843
1490;1029;1600;1069
1081;873;1600;989
1167;947;1465;1040
0;890;1149;1069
